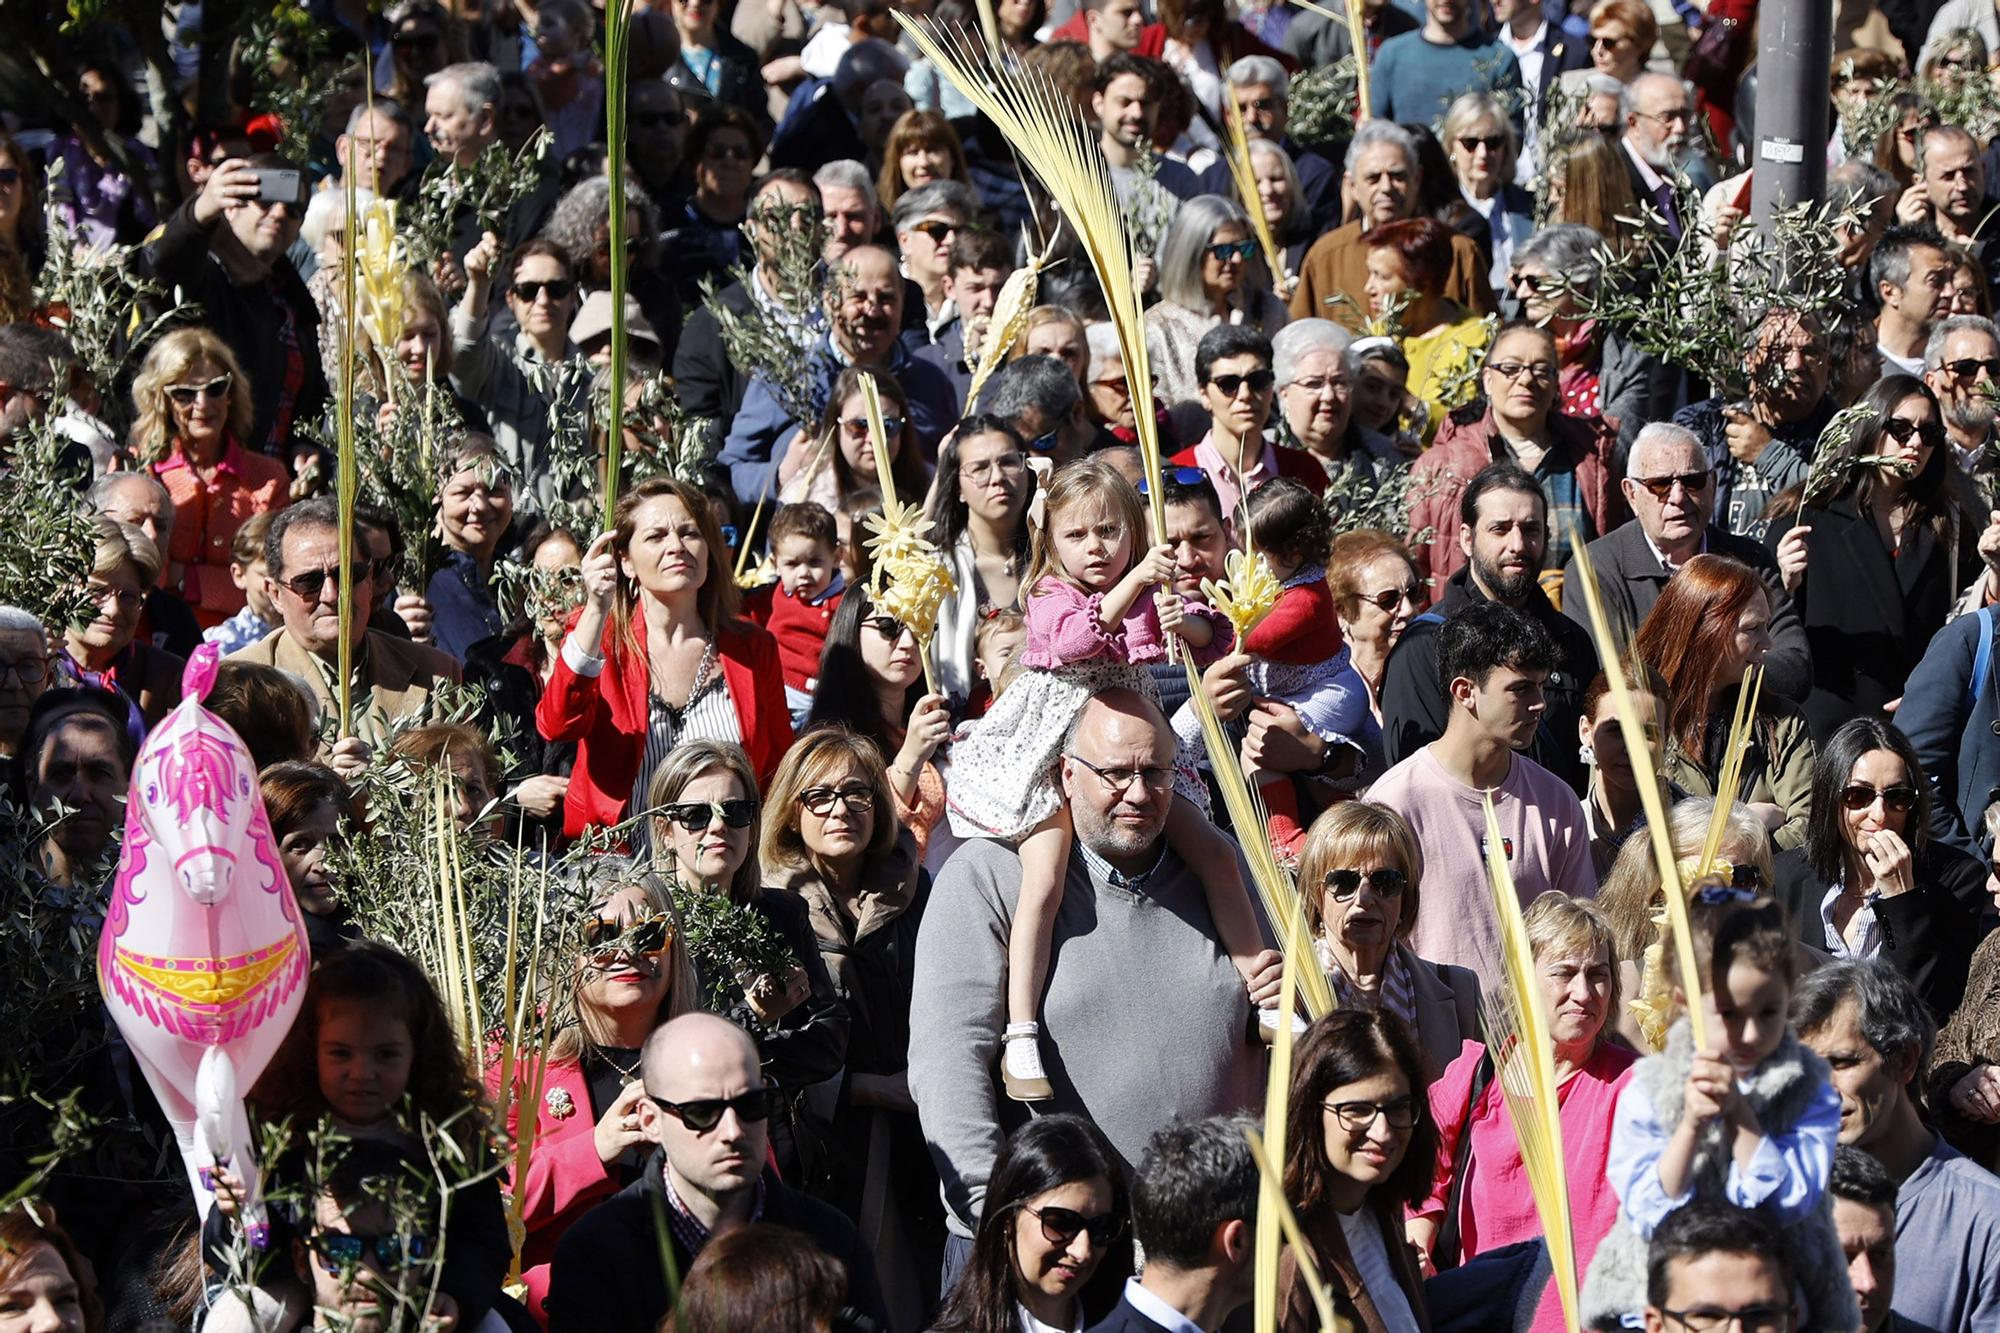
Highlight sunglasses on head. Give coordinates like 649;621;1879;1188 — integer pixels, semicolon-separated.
1205;240;1257;262
1362;582;1422;613
1024;1203;1126;1247
1881;417;1944;447
513;278;576;304
1630;469;1712;499
842;415;906;438
661;798;758;831
308;1231;431;1268
1209;369;1276;396
649;1087;780;1132
583;913;676;956
1135;464;1206;496
1840;782;1918;813
1323;867;1408;901
167;374;232;406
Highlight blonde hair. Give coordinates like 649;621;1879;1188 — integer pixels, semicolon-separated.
759;727;898;874
355;269;454;394
129;327;255;463
91;515;162;589
546;868;700;1066
1595;797;1773;963
1295;801;1424;943
1021;457;1148;595
1009;306;1087;365
646;741;762;905
1523;892;1622;1017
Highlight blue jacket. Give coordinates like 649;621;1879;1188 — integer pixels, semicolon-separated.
1900;607;2000;857
719;333;962;507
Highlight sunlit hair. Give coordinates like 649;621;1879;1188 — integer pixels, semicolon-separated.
545;865;699;1066
1296;801;1423;943
1021;457;1148;595
217;663;320;770
390;721;501;812
1631;554;1772;759
1327;529;1419;621
261;761;361;843
1661;891;1794;996
1549;133;1640;253
355;269;454;392
814;365;926;509
90;514;162;589
1524;892;1622;1016
606;476;741;662
877;108;970;211
1441;91;1518;172
1283;1009;1436;1212
0;1202;103;1333
759;725;898;873
129;326;255;462
1595;797;1772;963
646;740;762;905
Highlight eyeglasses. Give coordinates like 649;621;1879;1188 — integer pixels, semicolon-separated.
962;454;1026;483
1509;271;1547;293
86;581;143;609
1287;374;1348;395
1205;240;1257;262
1945;357;2000;381
1136;464;1206;496
1323;866;1408;901
1238;97;1280;114
1066;752;1176;795
1362;583;1422;613
1840;782;1918;813
1323;1096;1420;1132
1657;1305;1794;1333
308;1231;431;1268
908;219;959;244
649;1087;780;1132
278;565;352;601
1023;1203;1126;1247
513;278;576;304
862;614;909;640
1881;417;1945;448
842;415;906;438
1629;469;1713;499
1485;360;1557;385
166;374;232;406
1209;369;1276;397
584;913;676;956
0;656;47;685
662;799;758;831
1589;31;1631;47
1456;134;1507;154
1635;107;1693;126
801;783;875;816
704;142;752;162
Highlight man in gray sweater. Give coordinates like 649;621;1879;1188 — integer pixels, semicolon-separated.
909;689;1280;1276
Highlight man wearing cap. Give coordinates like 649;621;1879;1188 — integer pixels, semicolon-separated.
141;153;326;456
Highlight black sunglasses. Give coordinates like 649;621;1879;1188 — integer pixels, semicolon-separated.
1946;357;2000;381
908;219;958;243
1630;470;1712;499
1362;582;1423;613
308;1231;431;1268
1881;417;1944;448
1457;134;1507;153
800;783;875;816
661;798;758;831
514;278;576;304
1323;867;1408;901
1209;369;1276;396
278;565;351;601
1135;464;1207;496
633;109;687;129
1024;1203;1126;1247
650;1087;780;1132
0;168;19;187
583;913;676;956
1840;783;1918;813
863;614;909;640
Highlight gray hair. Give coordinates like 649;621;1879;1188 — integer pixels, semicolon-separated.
1924;313;2000;372
1793;959;1936;1070
1582;72;1631;121
814;159;877;206
1226;56;1288;96
833;38;910;102
1983;797;2000;845
1246;139;1303;219
344;99;410;138
1919;122;1982;178
892;180;976;232
426;62;502;115
1828;159;1897;219
1132;1112;1260;1270
544;175;660;273
987;353;1082;424
0;606;46;644
92;470;172;515
1157;194;1256;314
302;185;374;252
1513;222;1603;294
1344;119;1419;178
1273;318;1351;385
1085;322;1124;381
1626;421;1704;478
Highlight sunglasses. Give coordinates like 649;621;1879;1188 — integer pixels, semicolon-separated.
1945;357;2000;381
1323;867;1408;901
167;374;233;406
1205;240;1257;262
1589;32;1629;47
278;565;350;601
394;30;442;48
1209;369;1276;396
1509;271;1546;293
1840;783;1918;813
1630;469;1712;499
704;142;752;162
842;415;906;438
908;219;958;243
308;1231;431;1268
661;799;758;831
801;783;875;816
863;614;909;640
1692;883;1760;907
649;1087;780;1132
0;168;19;187
583;913;676;956
1362;583;1422;613
1457;134;1507;153
634;109;687;129
1024;1203;1126;1247
369;554;402;586
1881;417;1945;448
1135;464;1206;496
1024;426;1061;453
514;278;576;304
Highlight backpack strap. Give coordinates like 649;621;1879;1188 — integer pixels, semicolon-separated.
1967;605;1996;717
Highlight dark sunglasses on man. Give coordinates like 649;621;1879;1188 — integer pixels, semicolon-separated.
649;1086;782;1132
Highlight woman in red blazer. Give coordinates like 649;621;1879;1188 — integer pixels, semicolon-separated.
537;475;793;839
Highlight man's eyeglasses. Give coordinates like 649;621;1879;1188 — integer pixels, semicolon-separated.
166;374;233;406
842;415;905;438
661;799;758;831
1323;867;1408;901
0;656;47;686
1205;240;1257;263
513;278;576;304
1881;417;1945;448
1840;783;1918;814
649;1087;781;1132
1945;357;2000;381
1635;107;1693;126
1066;753;1176;795
1208;369;1276;397
278;566;352;602
801;783;875;816
1656;1305;1794;1333
1485;360;1557;385
583;913;676;957
908;219;959;244
1023;1203;1126;1247
1323;1096;1420;1132
1362;583;1423;613
308;1231;431;1269
1630;470;1713;499
1135;464;1206;496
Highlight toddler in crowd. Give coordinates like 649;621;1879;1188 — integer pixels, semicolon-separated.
202;512;277;656
968;607;1026;718
746;502;848;725
946;458;1265;1102
1581;887;1857;1330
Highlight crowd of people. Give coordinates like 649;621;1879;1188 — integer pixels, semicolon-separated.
11;0;2000;1331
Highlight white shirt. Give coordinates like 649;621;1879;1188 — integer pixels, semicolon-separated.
1014;1302;1082;1333
1502;20;1549;100
1879;344;1926;378
1819;881;1884;961
1120;1279;1204;1333
1338;1208;1421;1333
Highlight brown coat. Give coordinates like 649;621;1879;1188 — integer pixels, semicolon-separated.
1278;1197;1433;1333
226;626;461;751
1927;928;2000;1172
1289;220;1499;326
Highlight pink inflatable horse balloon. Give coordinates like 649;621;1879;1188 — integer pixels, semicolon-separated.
97;646;309;1247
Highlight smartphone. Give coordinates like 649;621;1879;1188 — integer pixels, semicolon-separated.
252;168;304;207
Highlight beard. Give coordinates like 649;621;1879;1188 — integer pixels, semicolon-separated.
1947;394;1998;438
1472;551;1538;602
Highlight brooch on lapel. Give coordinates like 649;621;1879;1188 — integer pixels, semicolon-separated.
545;1087;576;1120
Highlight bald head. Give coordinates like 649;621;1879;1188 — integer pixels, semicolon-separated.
1625;72;1691;168
1061;689;1177;868
642;1011;760;1093
828;244;904;363
641;1013;769;1208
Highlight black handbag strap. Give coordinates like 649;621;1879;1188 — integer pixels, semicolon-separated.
1433;1049;1496;1273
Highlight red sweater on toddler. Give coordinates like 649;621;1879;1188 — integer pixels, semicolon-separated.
746;579;847;692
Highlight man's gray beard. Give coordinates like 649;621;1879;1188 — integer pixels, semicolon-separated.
1948;396;1998;438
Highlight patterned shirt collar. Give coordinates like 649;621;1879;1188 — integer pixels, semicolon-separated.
661;1160;766;1256
1076;835;1169;893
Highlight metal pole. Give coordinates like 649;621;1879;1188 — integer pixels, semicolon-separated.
1749;0;1834;224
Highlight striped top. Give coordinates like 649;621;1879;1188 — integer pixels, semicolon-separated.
629;645;741;851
